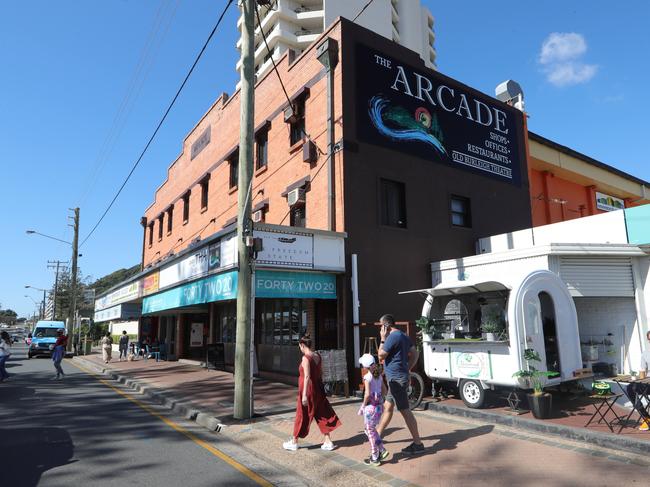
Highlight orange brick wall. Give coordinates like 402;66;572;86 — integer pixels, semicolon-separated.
143;24;345;267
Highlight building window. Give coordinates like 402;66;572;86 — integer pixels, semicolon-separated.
290;204;306;228
229;150;239;189
148;222;154;246
255;129;268;169
200;174;210;210
166;205;173;234
450;195;471;227
182;190;191;223
289;98;305;146
258;299;307;346
380;178;407;228
157;214;164;241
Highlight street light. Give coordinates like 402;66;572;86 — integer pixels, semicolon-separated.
25;285;47;320
26;211;80;351
25;230;72;246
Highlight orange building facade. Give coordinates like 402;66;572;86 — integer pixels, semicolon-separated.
528;132;649;227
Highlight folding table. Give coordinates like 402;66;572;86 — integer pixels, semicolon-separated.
612;377;650;433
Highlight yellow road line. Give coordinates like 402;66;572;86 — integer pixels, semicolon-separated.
69;361;272;487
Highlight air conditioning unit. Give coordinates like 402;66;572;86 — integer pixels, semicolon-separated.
252;210;264;223
287;187;306;206
283;103;302;124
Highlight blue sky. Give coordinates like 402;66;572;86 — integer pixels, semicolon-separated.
2;1;648;317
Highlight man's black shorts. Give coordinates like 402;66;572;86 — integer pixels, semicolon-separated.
385;378;410;411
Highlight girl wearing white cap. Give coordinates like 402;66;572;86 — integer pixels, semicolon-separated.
358;353;389;466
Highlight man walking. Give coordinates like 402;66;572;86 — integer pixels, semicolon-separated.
118;331;129;362
376;314;425;455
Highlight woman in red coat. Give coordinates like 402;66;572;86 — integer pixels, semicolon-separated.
283;334;341;451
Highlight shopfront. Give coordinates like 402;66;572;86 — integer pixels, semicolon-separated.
139;224;346;375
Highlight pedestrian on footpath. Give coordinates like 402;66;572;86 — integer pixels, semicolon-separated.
630;331;650;431
283;334;341;452
101;332;113;364
376;314;425;455
0;331;12;382
118;331;129;362
358;353;389;466
52;329;68;380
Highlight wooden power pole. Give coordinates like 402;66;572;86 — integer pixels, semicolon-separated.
67;207;80;349
234;0;255;420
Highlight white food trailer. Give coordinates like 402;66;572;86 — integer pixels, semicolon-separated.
402;243;649;408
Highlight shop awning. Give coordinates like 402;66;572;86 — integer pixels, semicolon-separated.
399;280;510;297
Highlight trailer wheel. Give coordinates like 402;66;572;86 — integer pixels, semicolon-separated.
459;379;486;408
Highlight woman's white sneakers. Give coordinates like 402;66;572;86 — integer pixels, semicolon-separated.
283;440;336;451
282;440;298;451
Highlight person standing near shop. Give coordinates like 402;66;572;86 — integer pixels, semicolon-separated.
376;314;425;455
0;331;12;382
118;331;129;362
101;332;113;364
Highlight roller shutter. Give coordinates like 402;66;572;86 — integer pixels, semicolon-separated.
559;257;634;297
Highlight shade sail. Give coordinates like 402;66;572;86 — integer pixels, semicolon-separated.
399;280;510;297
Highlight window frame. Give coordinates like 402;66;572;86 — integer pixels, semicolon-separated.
182;190;191;224
148;222;154;247
200;174;210;211
255;129;269;170
450;195;472;228
229;150;239;189
289;98;306;146
379;178;407;229
166;205;174;234
157;214;164;241
289;202;306;228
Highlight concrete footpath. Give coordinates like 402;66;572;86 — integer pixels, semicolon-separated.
72;354;650;486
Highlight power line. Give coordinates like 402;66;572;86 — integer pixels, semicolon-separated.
254;3;291;109
80;0;236;248
353;0;377;22
254;2;324;155
78;0;181;207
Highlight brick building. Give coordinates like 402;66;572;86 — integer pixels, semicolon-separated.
93;18;648;381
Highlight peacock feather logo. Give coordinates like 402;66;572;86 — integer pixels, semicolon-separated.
368;95;446;155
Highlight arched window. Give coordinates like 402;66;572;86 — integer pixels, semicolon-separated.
444;299;469;332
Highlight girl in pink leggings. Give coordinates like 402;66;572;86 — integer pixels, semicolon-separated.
358;354;389;466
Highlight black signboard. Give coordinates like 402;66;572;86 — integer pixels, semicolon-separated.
206;342;225;370
356;44;524;186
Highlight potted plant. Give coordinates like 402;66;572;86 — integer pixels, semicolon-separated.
415;316;443;341
512;348;557;419
481;321;502;341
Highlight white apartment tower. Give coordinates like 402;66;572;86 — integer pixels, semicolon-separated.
237;0;436;81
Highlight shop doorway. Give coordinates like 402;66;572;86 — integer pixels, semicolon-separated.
316;300;338;350
158;316;177;360
539;292;560;373
183;313;209;360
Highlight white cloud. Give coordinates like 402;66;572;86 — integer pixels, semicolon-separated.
538;32;598;87
546;63;598;87
539;33;587;64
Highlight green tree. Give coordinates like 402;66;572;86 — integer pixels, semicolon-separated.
0;309;18;326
